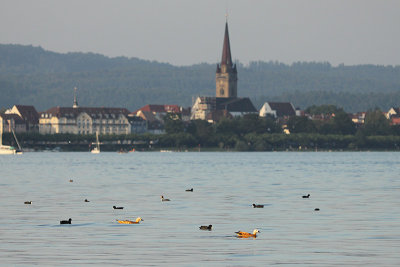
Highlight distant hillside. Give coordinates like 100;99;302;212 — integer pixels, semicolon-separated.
1;44;400;112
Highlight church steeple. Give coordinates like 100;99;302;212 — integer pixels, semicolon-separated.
73;87;79;108
216;20;237;98
221;22;233;67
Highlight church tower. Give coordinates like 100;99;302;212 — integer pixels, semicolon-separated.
216;21;237;98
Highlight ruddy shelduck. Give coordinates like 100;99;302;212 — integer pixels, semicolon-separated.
116;217;143;224
235;229;260;238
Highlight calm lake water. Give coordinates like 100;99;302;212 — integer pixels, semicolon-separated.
0;152;399;266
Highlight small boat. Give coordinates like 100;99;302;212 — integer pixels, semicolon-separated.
113;206;124;209
60;218;72;224
0;123;22;155
236;229;260;238
91;131;100;154
252;204;264;208
116;217;143;224
199;225;212;230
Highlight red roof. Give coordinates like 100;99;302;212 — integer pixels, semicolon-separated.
132;104;181;115
391;116;400;125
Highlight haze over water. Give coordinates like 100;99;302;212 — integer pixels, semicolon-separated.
1;152;399;266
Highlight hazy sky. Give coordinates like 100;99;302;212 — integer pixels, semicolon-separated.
1;0;399;66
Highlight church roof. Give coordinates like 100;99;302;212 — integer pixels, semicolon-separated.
221;22;233;66
132;104;181;115
267;102;296;117
216;97;257;113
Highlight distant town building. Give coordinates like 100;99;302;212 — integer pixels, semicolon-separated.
127;115;147;134
386;107;400;125
134;110;163;134
39;89;131;134
191;20;257;122
132;104;181;121
191;97;257;122
39;106;131;135
259;102;296;118
5;105;39;132
386;107;400;119
350;112;366;126
0;113;26;133
131;104;188;134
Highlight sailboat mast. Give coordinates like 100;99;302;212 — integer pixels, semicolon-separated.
12;130;22;151
0;119;3;146
96;131;100;150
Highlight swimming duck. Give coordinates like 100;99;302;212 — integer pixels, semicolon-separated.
302;194;310;198
116;217;143;224
113;206;123;209
69;179;73;183
314;208;320;211
252;204;264;208
236;229;260;238
199;225;212;230
185;188;193;192
60;218;72;224
161;195;170;201
24;201;32;204
84;199;90;202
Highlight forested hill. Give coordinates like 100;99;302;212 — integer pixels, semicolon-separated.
1;44;400;113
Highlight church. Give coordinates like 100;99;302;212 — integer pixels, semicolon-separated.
191;21;257;122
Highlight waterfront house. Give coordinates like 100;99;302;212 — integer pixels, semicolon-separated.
0;113;26;133
5;105;39;132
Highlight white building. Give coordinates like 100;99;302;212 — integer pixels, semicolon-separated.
259;102;297;118
39;106;131;135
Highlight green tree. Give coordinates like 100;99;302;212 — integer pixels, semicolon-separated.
187;119;214;145
305;104;341;115
287;116;316;133
163;113;184;134
332;110;356;135
362;109;391;136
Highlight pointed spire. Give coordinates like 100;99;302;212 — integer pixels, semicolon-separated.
73;87;79;108
221;21;233;66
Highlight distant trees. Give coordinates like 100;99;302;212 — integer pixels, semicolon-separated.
305;104;341;115
360;109;391;136
2;44;400;112
287;116;316;133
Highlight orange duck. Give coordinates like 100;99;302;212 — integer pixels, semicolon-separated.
116;217;143;224
235;229;260;238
